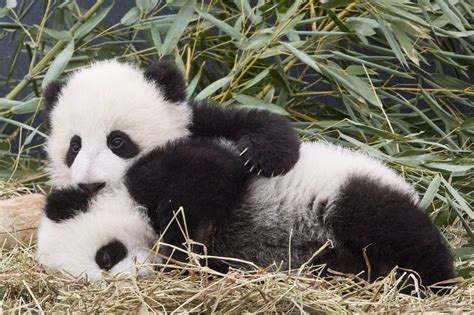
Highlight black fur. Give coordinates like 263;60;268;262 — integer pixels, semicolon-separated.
125;137;250;262
106;130;140;159
95;239;128;271
43;81;64;127
65;135;81;167
190;101;300;177
144;59;187;103
324;176;456;288
43;81;64;112
145;59;300;177
45;188;92;222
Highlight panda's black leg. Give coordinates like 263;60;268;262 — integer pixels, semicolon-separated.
324;176;456;291
126;138;250;259
189;102;300;177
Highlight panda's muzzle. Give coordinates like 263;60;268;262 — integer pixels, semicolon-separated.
95;239;128;271
78;182;105;194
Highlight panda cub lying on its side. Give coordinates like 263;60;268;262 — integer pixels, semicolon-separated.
38;137;250;279
37;59;455;292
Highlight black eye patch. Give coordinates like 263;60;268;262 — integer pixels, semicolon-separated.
45;188;92;222
107;130;140;159
65;135;81;167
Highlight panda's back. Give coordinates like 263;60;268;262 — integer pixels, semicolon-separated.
212;141;419;268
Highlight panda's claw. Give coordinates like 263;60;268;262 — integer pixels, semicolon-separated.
249;166;255;173
239;147;249;156
244;159;251;166
257;169;263;176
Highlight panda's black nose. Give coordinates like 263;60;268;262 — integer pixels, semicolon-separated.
95;239;128;271
78;182;105;194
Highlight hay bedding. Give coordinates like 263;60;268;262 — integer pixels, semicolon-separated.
1;235;473;313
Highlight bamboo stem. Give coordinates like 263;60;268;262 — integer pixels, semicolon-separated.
4;0;106;100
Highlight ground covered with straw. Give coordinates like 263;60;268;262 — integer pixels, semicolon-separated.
1;241;473;313
1;0;473;312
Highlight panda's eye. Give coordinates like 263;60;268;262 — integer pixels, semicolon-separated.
70;143;81;153
106;130;140;159
109;137;124;149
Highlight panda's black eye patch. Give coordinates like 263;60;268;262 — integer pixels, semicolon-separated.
66;135;81;167
107;130;140;159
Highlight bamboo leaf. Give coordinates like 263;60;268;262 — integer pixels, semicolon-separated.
233;93;288;115
41;40;74;89
282;42;321;73
75;3;113;39
195;7;241;40
161;0;195;55
195;76;231;101
420;174;441;210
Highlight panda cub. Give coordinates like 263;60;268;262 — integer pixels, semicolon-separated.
38;60;455;290
38;137;250;279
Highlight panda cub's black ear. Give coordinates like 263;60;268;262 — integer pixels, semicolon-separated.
144;59;187;103
43;80;64;115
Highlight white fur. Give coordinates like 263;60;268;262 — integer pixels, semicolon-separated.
36;185;159;280
46;60;192;188
246;141;418;242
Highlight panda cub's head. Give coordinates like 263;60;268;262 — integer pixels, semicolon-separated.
36;185;159;280
45;60;191;191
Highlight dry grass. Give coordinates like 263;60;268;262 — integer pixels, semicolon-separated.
1;215;472;313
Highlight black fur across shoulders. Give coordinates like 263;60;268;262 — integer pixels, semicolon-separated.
190;101;300;177
125;137;250;248
44;188;93;222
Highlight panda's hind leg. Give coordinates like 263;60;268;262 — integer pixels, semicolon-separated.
323;176;455;291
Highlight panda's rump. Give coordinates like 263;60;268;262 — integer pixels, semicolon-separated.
215;141;419;267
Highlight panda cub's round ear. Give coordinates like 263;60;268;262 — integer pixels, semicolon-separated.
144;59;187;103
43;80;64;115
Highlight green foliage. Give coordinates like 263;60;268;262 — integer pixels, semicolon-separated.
0;0;472;269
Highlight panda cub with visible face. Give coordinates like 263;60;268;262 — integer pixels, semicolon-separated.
38;137;251;279
38;60;455;290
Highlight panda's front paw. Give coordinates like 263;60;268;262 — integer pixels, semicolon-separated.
237;132;300;177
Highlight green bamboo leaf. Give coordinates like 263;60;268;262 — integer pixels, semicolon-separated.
6;0;16;9
377;17;407;67
186;62;204;97
392;22;419;66
11;98;40;114
75;3;113;39
435;0;466;31
446;196;474;242
195;76;231;101
161;0;195;55
441;177;474;219
195;7;241;40
136;0;158;13
150;21;162;54
41;40;74;89
121;7;140;26
282;42;321;73
419;174;441;210
241;67;270;91
232;93;288;115
426;163;474;175
43;28;72;41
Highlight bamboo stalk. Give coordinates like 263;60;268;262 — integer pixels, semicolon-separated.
4;0;106;100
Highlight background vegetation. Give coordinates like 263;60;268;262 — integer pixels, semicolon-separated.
1;0;473;312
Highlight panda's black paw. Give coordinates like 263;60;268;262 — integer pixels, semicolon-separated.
237;131;300;177
45;188;93;222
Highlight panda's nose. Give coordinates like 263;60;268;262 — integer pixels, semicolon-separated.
78;182;105;194
95;239;128;271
